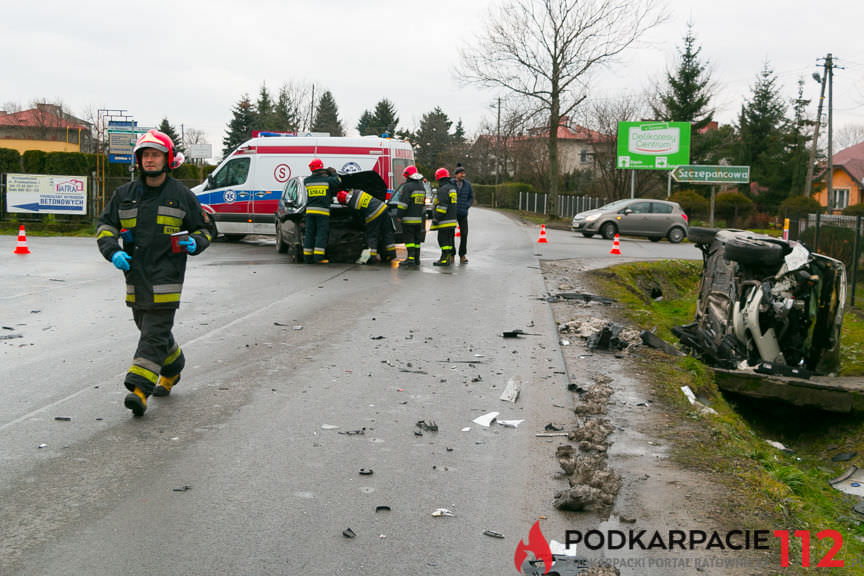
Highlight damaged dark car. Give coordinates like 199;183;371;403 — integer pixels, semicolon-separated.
673;228;846;378
274;170;397;263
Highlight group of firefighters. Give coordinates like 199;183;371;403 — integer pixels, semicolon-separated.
304;158;466;267
97;129;473;417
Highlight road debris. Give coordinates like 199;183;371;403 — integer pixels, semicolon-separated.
829;465;864;497
832;451;857;462
499;377;521;403
375;505;391;512
172;485;192;492
640;329;684;356
432;508;455;517
502;329;541;338
472;412;499;427
416;420;438;432
498;419;525;428
342;528;356;538
54;416;72;422
359;468;374;475
320;424;340;430
545;423;564;432
338;428;366;436
483;529;505;539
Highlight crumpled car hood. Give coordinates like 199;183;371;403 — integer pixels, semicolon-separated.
338;170;387;201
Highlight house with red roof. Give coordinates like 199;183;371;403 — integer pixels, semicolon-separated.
815;141;864;213
0;103;92;154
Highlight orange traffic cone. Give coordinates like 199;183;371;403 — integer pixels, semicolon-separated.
455;226;461;238
13;225;31;254
537;224;548;243
609;234;621;255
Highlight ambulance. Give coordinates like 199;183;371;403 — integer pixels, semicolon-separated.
192;132;415;238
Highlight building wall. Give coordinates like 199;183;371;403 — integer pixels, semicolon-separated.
0;139;81;154
815;168;862;213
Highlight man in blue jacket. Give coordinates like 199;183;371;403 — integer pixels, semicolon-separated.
453;163;474;264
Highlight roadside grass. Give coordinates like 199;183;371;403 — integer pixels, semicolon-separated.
587;261;864;574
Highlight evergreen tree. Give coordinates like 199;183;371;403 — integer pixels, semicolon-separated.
452;120;466;145
311;91;344;136
735;63;791;212
356;110;374;136
254;83;278;132
223;94;257;157
414;107;453;173
370;99;399;136
651;25;714;163
788;79;814;197
274;84;302;133
158;118;185;155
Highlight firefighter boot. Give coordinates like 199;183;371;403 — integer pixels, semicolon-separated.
433;250;451;267
411;247;421;266
124;386;148;417
153;373;180;397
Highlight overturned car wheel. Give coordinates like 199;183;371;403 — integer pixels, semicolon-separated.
687;227;718;246
723;234;791;270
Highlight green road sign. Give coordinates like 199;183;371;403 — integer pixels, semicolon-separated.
617;121;691;170
671;165;750;184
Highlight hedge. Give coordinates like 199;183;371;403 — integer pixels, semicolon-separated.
0;147;203;180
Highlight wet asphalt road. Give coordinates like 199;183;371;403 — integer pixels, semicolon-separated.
0;211;699;575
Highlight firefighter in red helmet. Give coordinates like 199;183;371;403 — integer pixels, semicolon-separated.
302;158;341;263
96;129;212;416
394;165;427;266
430;167;457;266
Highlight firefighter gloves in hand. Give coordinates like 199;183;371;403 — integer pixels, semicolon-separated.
178;237;197;253
112;251;132;271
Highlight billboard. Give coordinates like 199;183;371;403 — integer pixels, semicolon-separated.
616;121;691;170
6;173;88;215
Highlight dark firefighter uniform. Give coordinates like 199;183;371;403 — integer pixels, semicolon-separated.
303;169;341;263
346;190;396;262
96;177;211;397
395;179;427;265
430;177;458;266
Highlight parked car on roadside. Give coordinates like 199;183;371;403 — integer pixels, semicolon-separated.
274;171;397;263
571;198;688;243
673;228;846;377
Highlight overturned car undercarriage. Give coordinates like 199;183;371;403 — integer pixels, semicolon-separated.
673;228;846;379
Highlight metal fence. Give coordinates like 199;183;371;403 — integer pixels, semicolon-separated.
517;192;603;219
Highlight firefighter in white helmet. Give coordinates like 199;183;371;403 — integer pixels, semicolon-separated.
96;129;211;416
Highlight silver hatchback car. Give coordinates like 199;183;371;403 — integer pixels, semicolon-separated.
571;198;688;243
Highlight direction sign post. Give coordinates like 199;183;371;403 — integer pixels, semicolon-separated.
671;165;750;184
669;165;750;227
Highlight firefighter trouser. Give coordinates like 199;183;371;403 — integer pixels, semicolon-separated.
436;227;455;263
124;308;185;395
303;213;329;263
369;216;397;261
402;223;425;263
457;213;469;257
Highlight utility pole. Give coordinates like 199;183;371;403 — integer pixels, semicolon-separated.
826;54;835;209
803;66;826;197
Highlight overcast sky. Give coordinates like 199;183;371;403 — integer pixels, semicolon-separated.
3;0;863;161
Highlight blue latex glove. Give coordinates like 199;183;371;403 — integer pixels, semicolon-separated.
112;251;131;271
178;236;197;254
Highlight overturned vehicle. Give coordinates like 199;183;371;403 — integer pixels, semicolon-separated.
674;228;846;381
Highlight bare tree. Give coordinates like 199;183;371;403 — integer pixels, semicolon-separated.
460;0;665;216
578;95;661;200
835;124;864;150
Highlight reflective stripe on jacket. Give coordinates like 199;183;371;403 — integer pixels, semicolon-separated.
97;177;210;310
